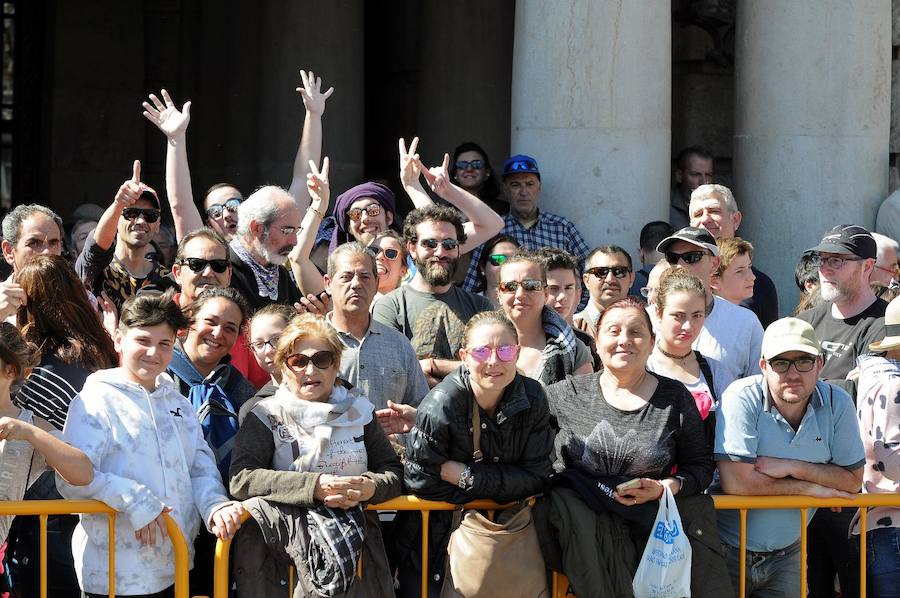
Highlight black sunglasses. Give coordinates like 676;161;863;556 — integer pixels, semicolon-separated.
498;279;544;293
205;197;241;219
419;238;460;251
178;258;230;273
586;266;631;279
122;208;161;223
286;350;335;370
455;159;484;171
368;246;400;260
665;251;707;265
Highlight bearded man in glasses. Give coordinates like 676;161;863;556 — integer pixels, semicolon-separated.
374;206;493;388
656;226;764;389
76;160;177;311
714;317;864;598
462;154;590;309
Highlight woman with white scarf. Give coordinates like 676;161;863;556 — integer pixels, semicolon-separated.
229;313;402;598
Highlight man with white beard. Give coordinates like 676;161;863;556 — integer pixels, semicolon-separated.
228;185;303;311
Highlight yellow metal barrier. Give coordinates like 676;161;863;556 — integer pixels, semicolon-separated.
213;493;900;598
0;499;191;598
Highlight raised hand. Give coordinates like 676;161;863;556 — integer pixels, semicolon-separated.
296;69;334;116
399;137;423;188
306;157;330;214
142;89;191;138
114;160;144;208
419;153;452;197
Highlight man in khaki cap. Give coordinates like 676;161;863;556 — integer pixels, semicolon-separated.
714;317;864;597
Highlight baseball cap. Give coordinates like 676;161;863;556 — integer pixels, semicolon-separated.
806;224;876;259
502;154;540;179
655;226;719;256
71;203;104;223
761;317;821;361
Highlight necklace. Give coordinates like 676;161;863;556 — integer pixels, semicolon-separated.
657;343;693;362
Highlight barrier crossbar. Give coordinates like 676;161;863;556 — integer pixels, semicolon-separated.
211;493;900;598
0;499;191;598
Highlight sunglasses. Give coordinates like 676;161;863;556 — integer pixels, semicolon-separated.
122;208;161;223
665;250;707;265
368;246;400;260
455;159;484;171
506;159;538;173
272;225;301;236
586;266;631;279
419;238;460;251
249;335;281;352
347;204;381;222
466;344;520;363
767;356;817;374
178;257;230;274
488;254;509;267
498;279;544;293
205;197;242;219
286;350;335;370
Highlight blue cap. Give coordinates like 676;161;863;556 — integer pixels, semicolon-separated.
502;154;541;179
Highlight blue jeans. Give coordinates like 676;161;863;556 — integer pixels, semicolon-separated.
722;540;802;597
855;527;900;598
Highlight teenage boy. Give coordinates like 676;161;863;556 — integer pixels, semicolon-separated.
57;292;243;598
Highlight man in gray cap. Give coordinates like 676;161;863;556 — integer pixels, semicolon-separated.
796;223;885;598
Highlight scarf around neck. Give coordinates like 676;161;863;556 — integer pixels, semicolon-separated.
230;238;280;301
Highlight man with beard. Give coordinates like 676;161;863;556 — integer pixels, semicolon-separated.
797;224;885;598
373;206;493;387
228;185;302;311
573;245;635;340
76;160;176;311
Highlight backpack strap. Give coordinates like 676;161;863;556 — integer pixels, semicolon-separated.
695;351;718;405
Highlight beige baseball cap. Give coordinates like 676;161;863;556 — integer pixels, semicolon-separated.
761;317;821;361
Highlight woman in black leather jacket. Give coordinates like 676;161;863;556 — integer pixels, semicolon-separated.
396;310;554;597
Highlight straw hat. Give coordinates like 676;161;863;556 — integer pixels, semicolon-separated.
869;295;900;352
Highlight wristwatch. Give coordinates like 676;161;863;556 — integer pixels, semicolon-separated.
457;466;474;490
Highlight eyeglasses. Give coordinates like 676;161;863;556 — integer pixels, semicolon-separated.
767;356;817;374
488;254;509;267
455;159;484;171
205;197;241;219
122;208;161;223
640;286;655;298
586;266;631;279
271;225;300;236
419;238;460;251
498;279;545;293
875;264;900;276
809;253;864;270
505;159;538;173
347;204;382;222
665;251;707;265
178;257;230;274
466;344;520;363
368;246;400;260
249;335;281;352
286;350;335;370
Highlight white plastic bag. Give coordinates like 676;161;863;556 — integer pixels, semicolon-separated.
632;485;692;598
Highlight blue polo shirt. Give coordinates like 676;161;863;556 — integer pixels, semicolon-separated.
713;376;865;552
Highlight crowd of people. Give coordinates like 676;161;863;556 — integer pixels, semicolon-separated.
0;67;896;598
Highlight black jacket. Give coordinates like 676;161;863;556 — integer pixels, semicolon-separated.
228;248;301;312
404;365;554;504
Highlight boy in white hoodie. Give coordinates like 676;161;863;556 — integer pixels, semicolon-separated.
57;291;244;597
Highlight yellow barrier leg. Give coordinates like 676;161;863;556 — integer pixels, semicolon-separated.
859;508;867;598
799;508;807;598
421;511;430;598
739;509;746;598
39;514;47;598
108;514;116;598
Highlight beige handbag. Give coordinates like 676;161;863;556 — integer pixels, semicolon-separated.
440;401;548;598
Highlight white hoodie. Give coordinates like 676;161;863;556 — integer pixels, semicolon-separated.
57;367;234;595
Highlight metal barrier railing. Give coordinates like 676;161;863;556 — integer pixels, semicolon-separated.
0;499;191;598
207;493;900;598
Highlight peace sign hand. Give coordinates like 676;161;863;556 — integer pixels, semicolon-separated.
296;69;334;116
306;157;330;214
398;137;423;188
142;89;191;138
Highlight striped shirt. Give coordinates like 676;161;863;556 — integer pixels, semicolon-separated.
13;356;90;430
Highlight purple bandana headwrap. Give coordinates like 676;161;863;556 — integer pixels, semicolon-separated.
330;182;400;252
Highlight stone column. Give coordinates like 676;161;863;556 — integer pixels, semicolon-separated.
510;0;671;251
734;0;891;315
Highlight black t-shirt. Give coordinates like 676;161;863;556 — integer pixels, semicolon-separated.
798;297;887;396
741;267;779;328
